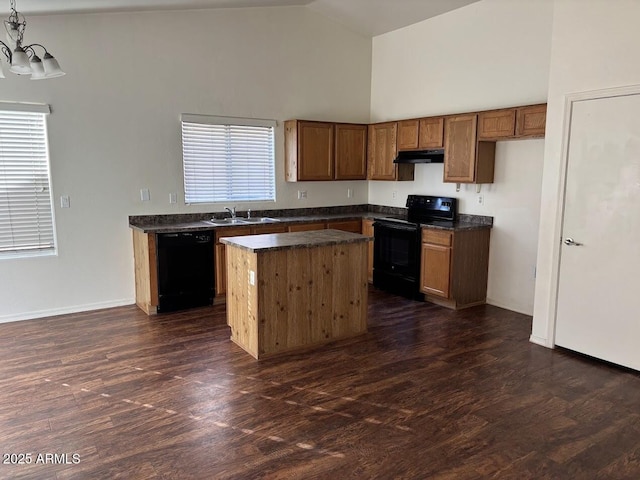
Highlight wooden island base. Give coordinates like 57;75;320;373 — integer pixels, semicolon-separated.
223;230;369;359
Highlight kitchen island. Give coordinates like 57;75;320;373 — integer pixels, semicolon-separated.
221;229;370;359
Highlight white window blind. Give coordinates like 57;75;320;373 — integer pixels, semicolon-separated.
181;114;276;204
0;105;55;257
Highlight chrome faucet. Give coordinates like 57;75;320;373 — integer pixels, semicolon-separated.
225;206;236;219
247;209;252;219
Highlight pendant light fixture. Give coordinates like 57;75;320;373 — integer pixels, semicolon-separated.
0;0;65;79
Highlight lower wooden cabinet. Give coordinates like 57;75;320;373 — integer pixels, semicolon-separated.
132;229;159;315
420;227;491;309
215;226;252;296
287;222;326;232
420;229;452;298
326;219;362;233
361;219;374;283
134;217;367;306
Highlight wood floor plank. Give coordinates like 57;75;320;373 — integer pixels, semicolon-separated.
1;287;640;478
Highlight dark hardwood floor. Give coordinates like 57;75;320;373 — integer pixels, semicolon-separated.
1;286;640;479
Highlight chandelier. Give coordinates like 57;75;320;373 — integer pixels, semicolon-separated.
0;0;64;79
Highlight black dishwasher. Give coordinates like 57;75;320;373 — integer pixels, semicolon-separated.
156;232;214;313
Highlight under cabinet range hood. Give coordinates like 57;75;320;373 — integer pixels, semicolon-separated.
393;149;445;164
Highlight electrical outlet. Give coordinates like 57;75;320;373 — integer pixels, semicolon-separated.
392;191;397;199
169;193;177;204
60;195;70;208
297;190;307;200
140;188;150;202
347;188;353;198
478;195;484;205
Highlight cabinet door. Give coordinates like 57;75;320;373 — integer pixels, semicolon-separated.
516;104;546;137
215;226;252;296
335;123;367;180
367;122;398;180
251;225;288;235
478;109;516;139
215;243;227;295
444;115;477;183
361;219;374;283
420;243;452;298
397;119;419;151
418;117;445;149
285;120;334;182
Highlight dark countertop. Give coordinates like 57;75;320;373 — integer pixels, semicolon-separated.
129;209;492;234
221;229;370;253
129;213;369;234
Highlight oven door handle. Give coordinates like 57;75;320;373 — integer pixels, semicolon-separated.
373;221;418;233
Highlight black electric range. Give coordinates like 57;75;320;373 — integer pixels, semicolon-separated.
373;195;457;300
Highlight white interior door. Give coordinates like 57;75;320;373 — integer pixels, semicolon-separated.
555;91;640;370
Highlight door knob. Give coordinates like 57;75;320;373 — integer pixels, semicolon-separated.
564;237;583;246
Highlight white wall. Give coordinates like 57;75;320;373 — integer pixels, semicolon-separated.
369;0;553;314
0;6;372;322
532;0;640;345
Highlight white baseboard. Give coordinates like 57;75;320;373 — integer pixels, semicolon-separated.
486;298;533;316
0;298;136;324
529;334;553;348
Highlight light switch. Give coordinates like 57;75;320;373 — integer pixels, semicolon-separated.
60;195;70;208
249;270;255;286
140;188;150;202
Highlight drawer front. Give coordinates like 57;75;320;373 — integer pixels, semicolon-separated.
215;227;252;244
422;228;452;246
326;220;362;233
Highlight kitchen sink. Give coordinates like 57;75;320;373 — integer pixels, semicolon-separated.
242;217;281;224
203;217;281;226
202;218;250;226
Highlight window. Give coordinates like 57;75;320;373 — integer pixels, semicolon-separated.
181;114;276;204
0;103;55;258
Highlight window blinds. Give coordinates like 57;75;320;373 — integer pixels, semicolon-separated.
0;107;55;256
181;115;276;204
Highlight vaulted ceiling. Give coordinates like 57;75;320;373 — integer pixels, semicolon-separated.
8;0;481;36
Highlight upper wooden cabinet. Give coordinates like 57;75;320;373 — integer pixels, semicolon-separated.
397;119;420;150
419;117;445;148
516;104;546;137
444;114;495;184
335;123;368;180
367;122;414;181
397;117;445;151
285;120;367;182
368;122;397;180
478;104;547;139
478;109;516;139
285;120;334;181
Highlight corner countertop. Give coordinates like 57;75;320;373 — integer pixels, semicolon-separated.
220;229;371;253
128;208;493;234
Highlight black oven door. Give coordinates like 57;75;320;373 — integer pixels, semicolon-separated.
373;221;421;299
